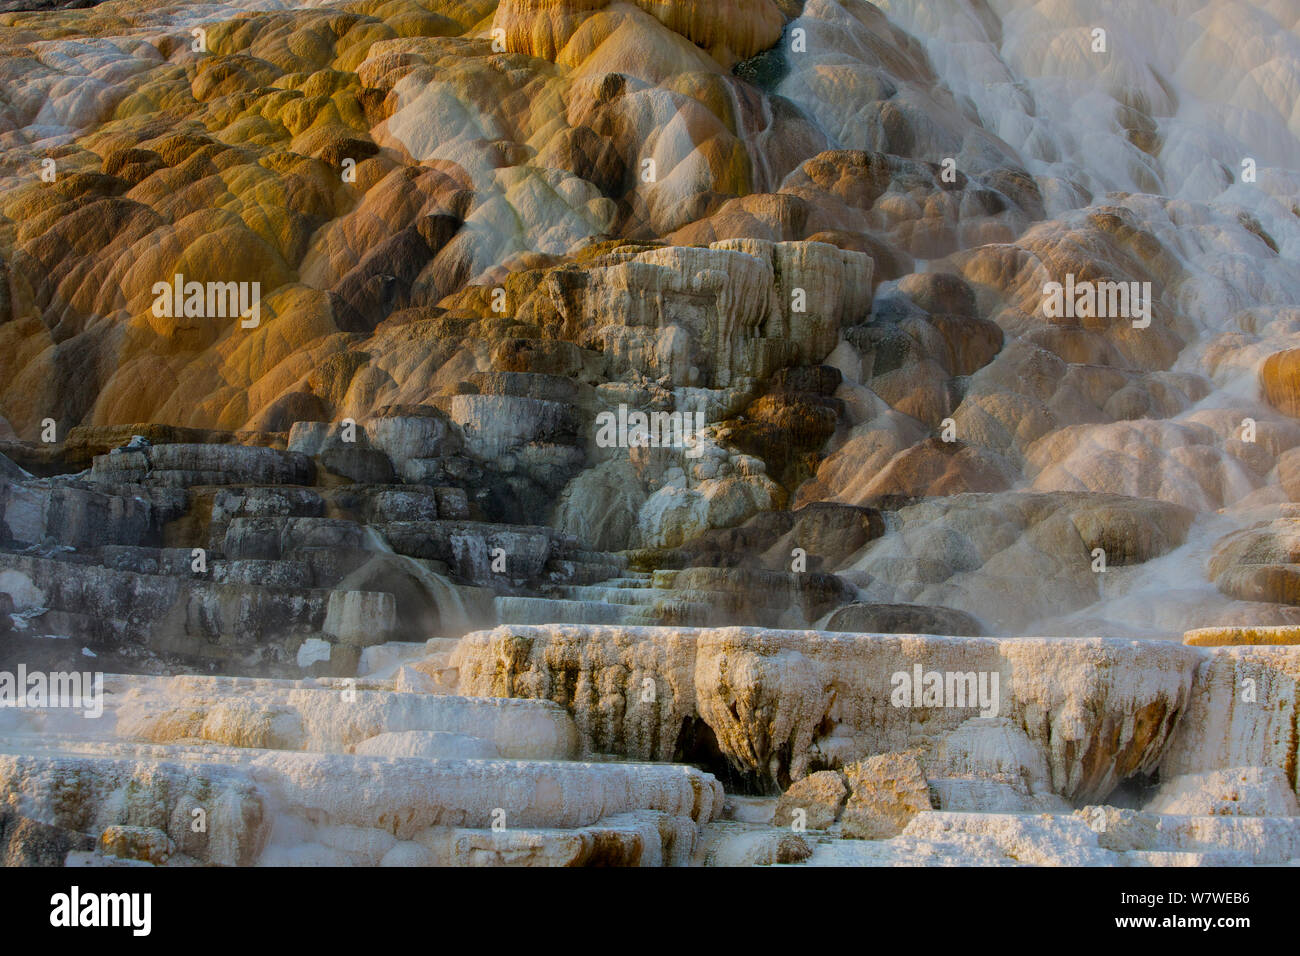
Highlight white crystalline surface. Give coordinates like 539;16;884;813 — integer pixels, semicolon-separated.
1;0;1300;867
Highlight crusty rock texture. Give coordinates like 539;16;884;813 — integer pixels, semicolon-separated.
0;671;724;866
1158;645;1300;793
3;630;1300;866
1;0;1300;867
453;623;1204;799
773;770;847;829
840;751;932;839
0;0;1296;642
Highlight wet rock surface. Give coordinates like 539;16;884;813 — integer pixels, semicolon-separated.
0;0;1298;866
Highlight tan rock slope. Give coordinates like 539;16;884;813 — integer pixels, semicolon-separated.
1;0;1300;866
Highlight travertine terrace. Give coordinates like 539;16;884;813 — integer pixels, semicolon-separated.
1;0;1299;867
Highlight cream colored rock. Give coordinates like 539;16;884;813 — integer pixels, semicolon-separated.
99;825;175;865
552;458;650;551
803;806;1296;866
695;822;812;866
0;737;723;866
116;681;580;761
637;473;780;549
324;591;398;647
841;751;932;839
805;813;1127;866
1076;805;1161;852
723;796;779;825
352;731;500;760
455;624;1200;800
1158;646;1300;793
1148;768;1300;817
773;770;848;829
0;752;267;867
453;624;702;764
247;753;723;836
451;811;698;867
896;812;1121;866
1136;815;1300;864
536;241;870;389
928;718;1070;813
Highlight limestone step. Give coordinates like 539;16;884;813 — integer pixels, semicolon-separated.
114;683;581;760
494;596;641;626
556;584;687;605
89;444;314;487
0;674;581;761
0;743;724;866
494;595;712;627
0;552;397;659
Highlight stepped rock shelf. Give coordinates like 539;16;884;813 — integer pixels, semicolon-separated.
2;627;1299;867
0;0;1299;870
3;405;1300;868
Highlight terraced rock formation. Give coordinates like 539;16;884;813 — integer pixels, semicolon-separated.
1;0;1299;865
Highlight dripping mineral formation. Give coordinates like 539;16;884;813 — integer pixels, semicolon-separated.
0;0;1299;867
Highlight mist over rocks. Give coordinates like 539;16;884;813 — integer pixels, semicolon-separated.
1;0;1299;867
